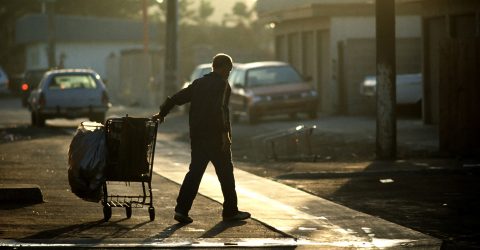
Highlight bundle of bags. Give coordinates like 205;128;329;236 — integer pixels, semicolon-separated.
67;122;107;202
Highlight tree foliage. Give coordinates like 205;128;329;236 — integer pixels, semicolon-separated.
194;0;214;25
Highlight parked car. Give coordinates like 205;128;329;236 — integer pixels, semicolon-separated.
183;63;212;88
360;73;422;105
21;69;48;107
0;66;10;95
179;64;212;113
182;63;241;89
28;69;110;126
228;61;319;123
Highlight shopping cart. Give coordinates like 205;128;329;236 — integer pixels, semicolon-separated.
102;116;158;221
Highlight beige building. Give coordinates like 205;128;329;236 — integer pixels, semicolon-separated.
256;0;422;115
257;0;480;155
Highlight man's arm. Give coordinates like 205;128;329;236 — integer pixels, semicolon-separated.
153;83;193;121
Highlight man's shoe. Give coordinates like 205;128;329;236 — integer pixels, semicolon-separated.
223;211;251;221
174;212;193;223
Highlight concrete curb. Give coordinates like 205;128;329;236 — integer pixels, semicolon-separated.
0;184;43;203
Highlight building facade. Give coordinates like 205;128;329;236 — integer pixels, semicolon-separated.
15;14;163;107
257;0;422;115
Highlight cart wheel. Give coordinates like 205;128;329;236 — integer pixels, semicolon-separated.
148;207;155;221
126;206;132;219
103;206;112;222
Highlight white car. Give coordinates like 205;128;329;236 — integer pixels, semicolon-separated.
182;63;212;89
360;73;422;105
28;69;110;126
0;66;10;94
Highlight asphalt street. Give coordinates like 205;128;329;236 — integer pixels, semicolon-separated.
1;96;479;248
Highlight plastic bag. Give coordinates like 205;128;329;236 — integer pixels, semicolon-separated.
68;122;107;202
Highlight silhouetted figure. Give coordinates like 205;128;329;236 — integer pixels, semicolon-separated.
153;53;250;223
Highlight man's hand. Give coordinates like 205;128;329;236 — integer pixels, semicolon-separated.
152;113;165;123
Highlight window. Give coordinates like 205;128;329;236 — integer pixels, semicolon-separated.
246;66;303;87
232;69;246;87
49;74;97;89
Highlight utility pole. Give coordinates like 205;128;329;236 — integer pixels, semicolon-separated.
375;0;396;159
46;0;56;68
142;0;149;53
165;0;178;97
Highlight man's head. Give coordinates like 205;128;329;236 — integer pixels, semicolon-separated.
212;53;233;80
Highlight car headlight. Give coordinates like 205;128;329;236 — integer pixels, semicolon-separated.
363;79;376;87
301;90;318;98
252;96;263;103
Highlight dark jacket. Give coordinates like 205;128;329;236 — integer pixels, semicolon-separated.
159;72;231;140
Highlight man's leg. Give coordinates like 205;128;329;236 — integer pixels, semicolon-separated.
175;140;209;216
210;146;238;218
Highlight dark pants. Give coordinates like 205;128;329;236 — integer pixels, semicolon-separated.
175;138;238;217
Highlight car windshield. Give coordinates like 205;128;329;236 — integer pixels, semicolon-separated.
49;74;97;89
190;66;211;81
246;66;303;87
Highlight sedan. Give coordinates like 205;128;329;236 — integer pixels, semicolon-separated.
28;69;110;126
228;61;319;123
360;73;422;105
21;69;48;107
0;66;9;95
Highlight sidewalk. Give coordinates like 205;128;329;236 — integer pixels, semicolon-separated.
154;134;442;249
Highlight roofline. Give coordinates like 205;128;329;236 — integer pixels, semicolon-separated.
257;1;421;23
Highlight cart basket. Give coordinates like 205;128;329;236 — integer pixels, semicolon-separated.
105;117;157;182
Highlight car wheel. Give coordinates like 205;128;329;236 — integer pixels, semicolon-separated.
90;112;106;124
30;112;37;126
247;109;258;124
308;109;318;119
289;113;298;120
36;111;46;127
231;112;240;123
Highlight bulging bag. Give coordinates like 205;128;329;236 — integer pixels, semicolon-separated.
68;122;107;202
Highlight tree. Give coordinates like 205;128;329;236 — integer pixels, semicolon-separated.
193;0;214;26
232;1;251;19
223;1;253;27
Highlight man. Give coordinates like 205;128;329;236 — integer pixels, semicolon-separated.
153;53;250;223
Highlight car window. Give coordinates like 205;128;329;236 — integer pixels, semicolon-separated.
48;74;97;89
26;71;47;87
190;66;211;81
228;69;236;83
231;69;245;86
246;66;302;87
0;67;7;81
